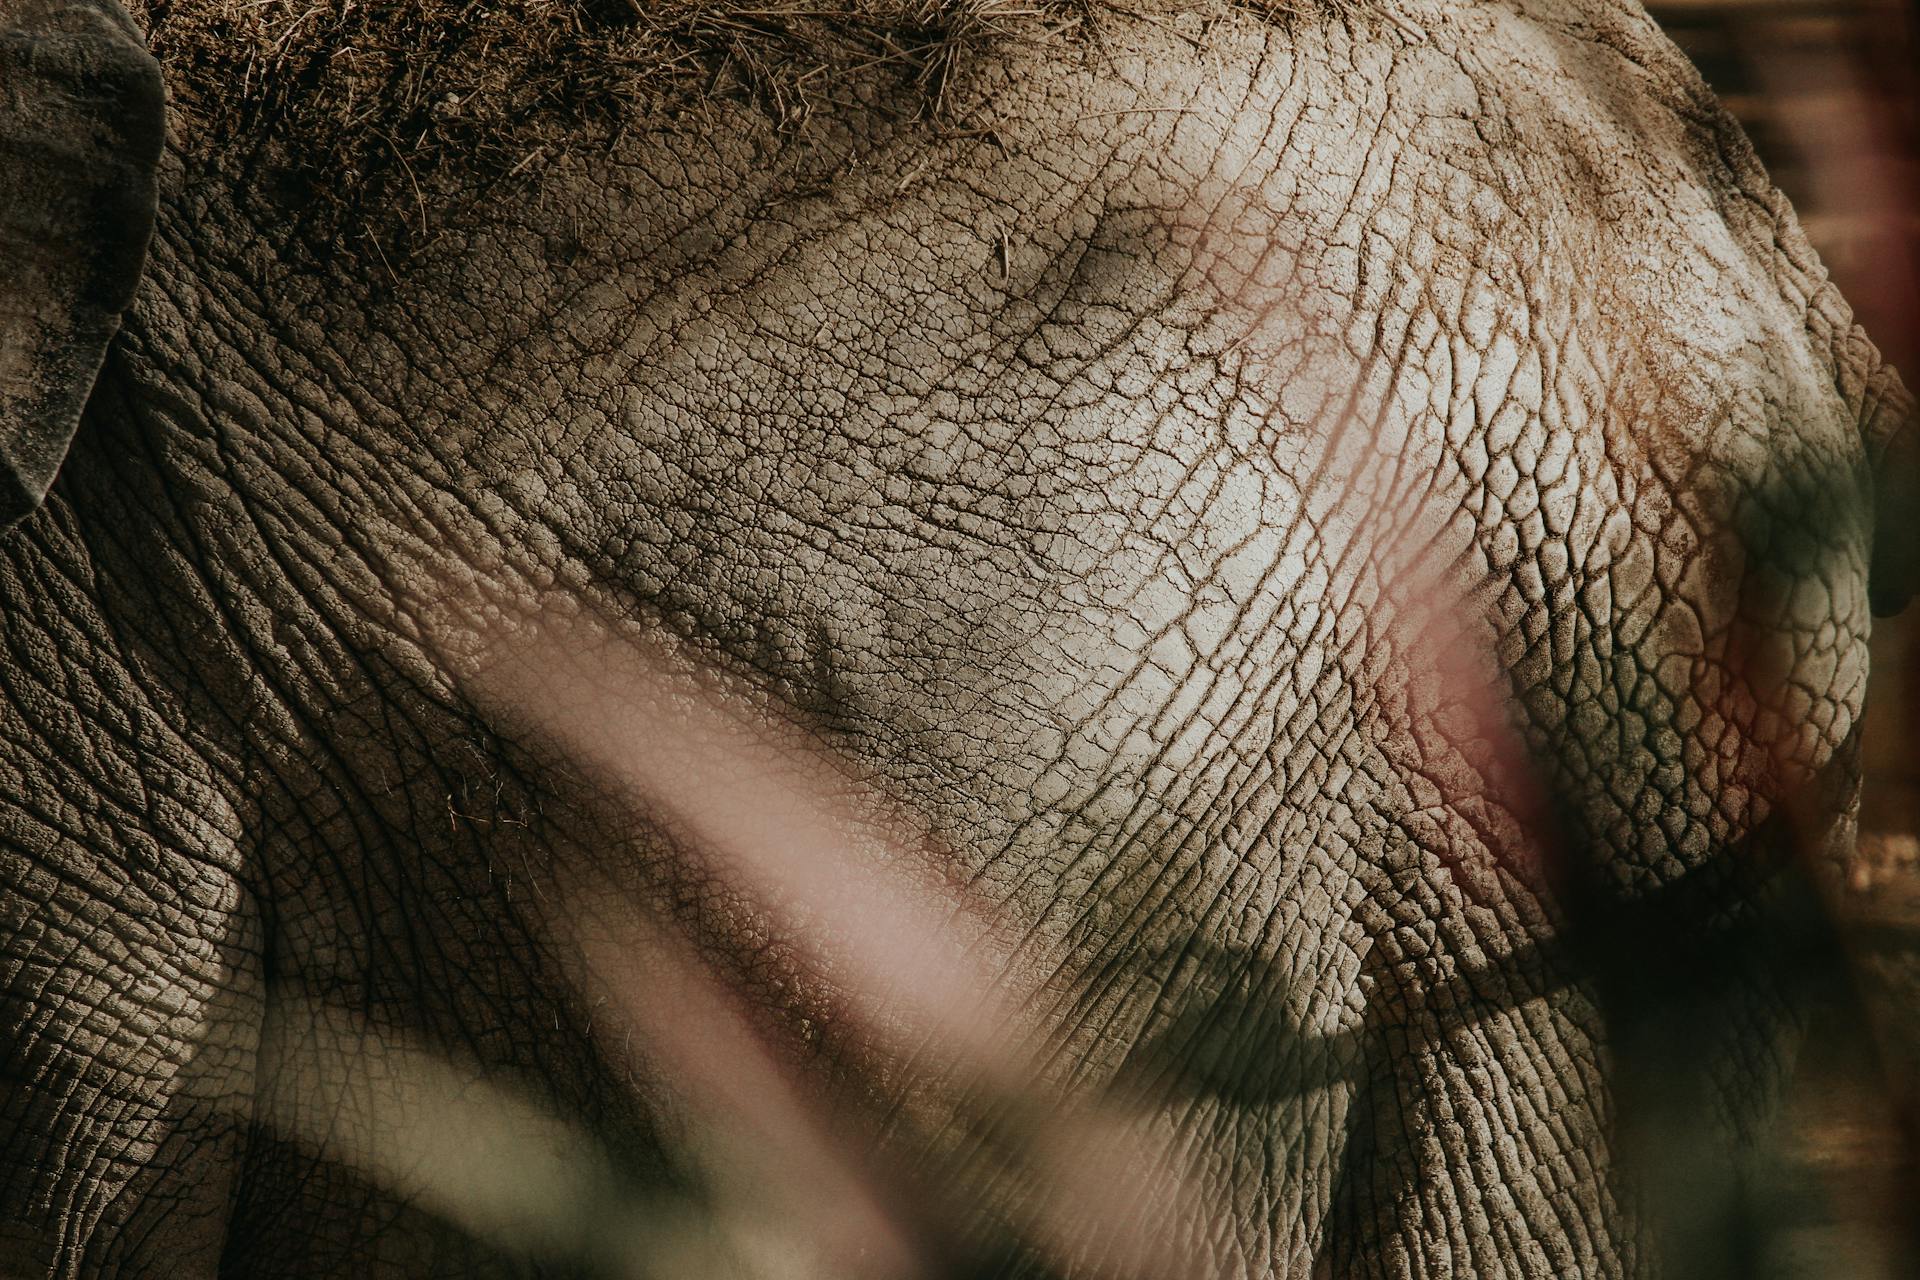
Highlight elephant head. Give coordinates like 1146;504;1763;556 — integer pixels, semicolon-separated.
1;1;1915;1276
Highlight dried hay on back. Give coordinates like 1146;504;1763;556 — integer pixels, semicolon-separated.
120;1;1325;251
131;3;1052;163
122;1;1074;247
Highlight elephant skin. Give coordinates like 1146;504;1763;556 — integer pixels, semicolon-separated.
0;0;1915;1277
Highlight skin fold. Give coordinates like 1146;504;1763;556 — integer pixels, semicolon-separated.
1;0;1914;1276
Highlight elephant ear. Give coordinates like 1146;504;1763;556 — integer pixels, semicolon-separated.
0;0;162;532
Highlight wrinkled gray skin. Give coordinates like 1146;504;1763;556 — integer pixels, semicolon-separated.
2;0;1916;1276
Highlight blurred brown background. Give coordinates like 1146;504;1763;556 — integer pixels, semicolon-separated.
1646;1;1920;1271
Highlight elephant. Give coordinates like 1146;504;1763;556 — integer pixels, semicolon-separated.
2;0;1916;1275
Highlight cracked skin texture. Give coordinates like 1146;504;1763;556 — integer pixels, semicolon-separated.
1;0;1915;1276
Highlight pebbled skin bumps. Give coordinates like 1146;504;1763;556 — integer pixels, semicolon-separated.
1;0;1912;1276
